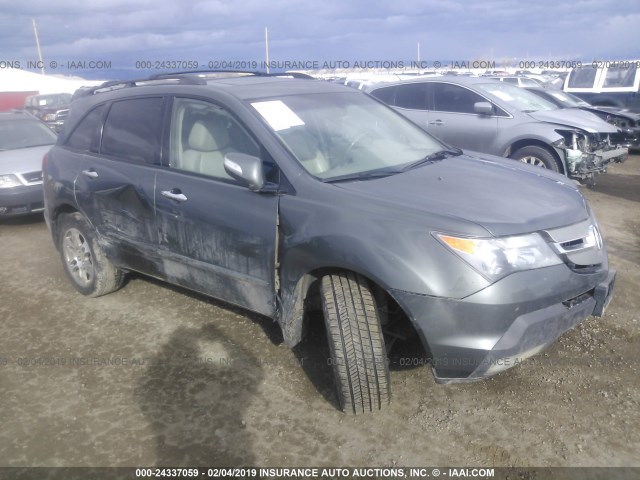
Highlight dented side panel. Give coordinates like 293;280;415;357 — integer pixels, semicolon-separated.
74;154;160;274
154;170;279;317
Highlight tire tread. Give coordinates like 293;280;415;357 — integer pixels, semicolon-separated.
321;272;390;414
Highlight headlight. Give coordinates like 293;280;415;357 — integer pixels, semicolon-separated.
0;174;22;188
436;232;562;281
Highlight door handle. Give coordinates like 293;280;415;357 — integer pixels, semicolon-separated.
82;169;98;179
161;190;188;202
428;120;444;126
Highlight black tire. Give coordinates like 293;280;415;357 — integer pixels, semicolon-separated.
320;272;391;414
57;212;124;297
511;145;561;172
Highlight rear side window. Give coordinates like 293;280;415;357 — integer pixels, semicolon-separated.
603;66;637;88
369;86;395;105
567;68;597;88
66;104;105;152
102;97;164;164
394;83;428;110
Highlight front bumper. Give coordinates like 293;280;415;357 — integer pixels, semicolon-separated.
617;128;640;150
391;265;616;383
564;145;628;180
0;183;44;217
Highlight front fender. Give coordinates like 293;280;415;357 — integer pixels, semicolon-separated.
275;196;490;346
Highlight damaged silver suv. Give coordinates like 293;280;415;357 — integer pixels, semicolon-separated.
44;72;616;414
367;77;627;182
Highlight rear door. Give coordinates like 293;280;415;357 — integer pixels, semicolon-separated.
73;96;164;274
380;82;431;127
154;97;279;316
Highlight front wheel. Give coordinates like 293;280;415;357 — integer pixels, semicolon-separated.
511;145;561;172
58;212;125;297
320;272;391;414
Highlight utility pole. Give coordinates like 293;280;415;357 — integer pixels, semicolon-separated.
265;27;270;74
32;18;45;75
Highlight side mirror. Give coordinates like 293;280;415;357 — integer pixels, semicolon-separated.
474;101;494;115
224;152;264;191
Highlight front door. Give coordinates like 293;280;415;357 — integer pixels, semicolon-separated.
427;82;499;154
154;97;279;316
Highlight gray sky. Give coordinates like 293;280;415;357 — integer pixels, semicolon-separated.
1;0;639;78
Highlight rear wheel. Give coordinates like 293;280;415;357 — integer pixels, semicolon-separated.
511;145;561;172
320;272;391;414
58;212;125;297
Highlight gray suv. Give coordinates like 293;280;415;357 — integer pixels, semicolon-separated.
43;72;616;414
366;76;627;181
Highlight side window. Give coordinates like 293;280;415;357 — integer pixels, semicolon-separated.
432;83;485;114
567;68;597;88
169;98;261;181
502;77;518;84
102;97;164;164
394;83;428;110
603;66;637;88
370;86;396;105
65;104;105;153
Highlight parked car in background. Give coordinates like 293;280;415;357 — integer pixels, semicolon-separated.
366;77;627;181
43;72;616;414
564;63;640;112
0;111;57;217
487;76;542;87
525;86;640;150
24;93;72;132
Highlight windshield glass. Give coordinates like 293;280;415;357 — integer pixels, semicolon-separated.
519;77;541;87
0;119;57;150
477;82;557;112
545;90;590;108
30;94;72;107
250;92;443;180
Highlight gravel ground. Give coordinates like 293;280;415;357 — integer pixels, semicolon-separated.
0;156;638;470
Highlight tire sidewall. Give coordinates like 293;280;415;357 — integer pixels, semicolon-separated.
513;145;560;172
57;213;101;296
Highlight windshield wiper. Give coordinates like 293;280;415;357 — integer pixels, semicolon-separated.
323;168;402;183
401;148;462;172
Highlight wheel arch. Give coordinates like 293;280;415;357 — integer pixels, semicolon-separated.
50;203;81;249
278;265;427;355
506;139;566;174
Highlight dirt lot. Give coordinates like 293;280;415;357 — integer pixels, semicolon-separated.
0;156;638;469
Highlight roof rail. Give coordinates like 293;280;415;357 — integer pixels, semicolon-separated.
72;76;206;100
150;70;316;80
71;70;316;101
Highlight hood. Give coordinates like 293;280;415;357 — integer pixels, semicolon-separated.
590;106;640;121
0;145;53;175
38;105;69;114
527;108;619;133
334;153;589;237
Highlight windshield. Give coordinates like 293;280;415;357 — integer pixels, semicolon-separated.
30;94;72;107
519;77;541;87
0;119;57;150
251;92;444;180
545;90;591;108
477;82;557;112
